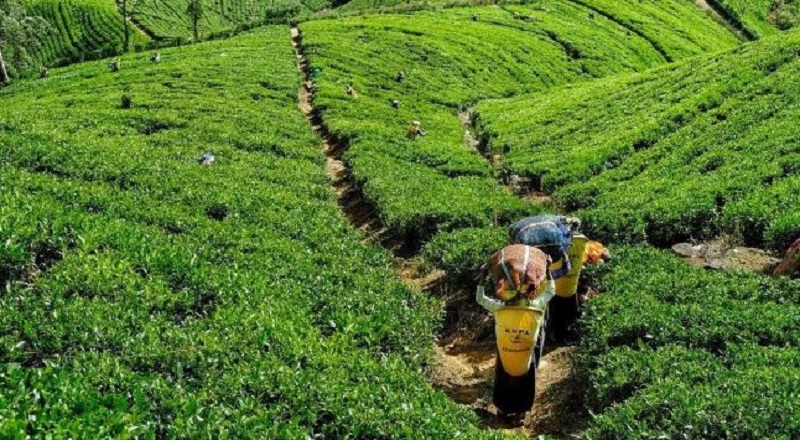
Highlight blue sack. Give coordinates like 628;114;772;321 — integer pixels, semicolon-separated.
509;215;573;278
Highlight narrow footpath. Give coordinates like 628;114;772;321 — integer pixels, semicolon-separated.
292;24;587;438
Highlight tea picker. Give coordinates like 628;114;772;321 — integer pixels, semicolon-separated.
198;152;215;166
510;215;601;342
407;121;427;139
477;244;555;414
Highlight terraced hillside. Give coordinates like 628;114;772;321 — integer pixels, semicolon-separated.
477;29;800;250
714;0;800;37
0;28;510;438
24;0;147;68
581;246;800;439
299;1;739;244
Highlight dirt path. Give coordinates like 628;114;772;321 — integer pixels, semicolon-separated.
458;108;552;206
294;25;587;438
291;26;397;251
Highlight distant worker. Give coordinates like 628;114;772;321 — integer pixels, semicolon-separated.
39;66;49;78
471;15;479;21
109;59;121;72
588;12;595;19
198;152;215;166
395;71;405;83
407;121;427;139
346;85;358;98
151;53;161;63
390;99;400;109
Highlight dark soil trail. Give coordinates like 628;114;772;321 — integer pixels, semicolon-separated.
291;26;403;254
458;108;552;206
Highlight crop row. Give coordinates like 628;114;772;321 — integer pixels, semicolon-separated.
477;29;800;249
300;1;735;242
713;0;798;38
0;28;509;438
23;0;148;69
132;0;330;40
579;246;800;438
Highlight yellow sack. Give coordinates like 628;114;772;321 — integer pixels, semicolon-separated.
554;234;589;298
494;307;544;377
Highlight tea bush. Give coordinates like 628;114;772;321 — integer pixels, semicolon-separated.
477;30;800;248
580;246;800;438
23;0;148;68
300;1;736;240
713;0;800;37
0;28;512;438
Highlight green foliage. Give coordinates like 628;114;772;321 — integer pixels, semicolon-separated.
478;30;800;247
580;246;800;438
0;28;512;439
132;0;330;41
713;0;788;37
22;0;146;69
301;1;732;240
0;0;50;79
422;226;506;280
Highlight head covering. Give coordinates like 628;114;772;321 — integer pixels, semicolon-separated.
488;244;549;300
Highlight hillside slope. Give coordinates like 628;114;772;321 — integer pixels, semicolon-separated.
0;28;510;439
300;1;739;243
23;0;147;69
477;29;800;249
714;0;800;37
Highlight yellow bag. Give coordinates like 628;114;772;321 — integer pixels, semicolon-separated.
494;307;544;377
554;234;589;298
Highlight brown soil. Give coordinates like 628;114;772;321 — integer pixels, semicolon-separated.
672;237;780;273
432;337;587;438
427;278;589;438
292;26;401;252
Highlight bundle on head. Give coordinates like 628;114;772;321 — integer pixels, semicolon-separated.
509;215;572;261
488;244;549;302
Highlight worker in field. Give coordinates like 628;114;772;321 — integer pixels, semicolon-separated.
395;71;405;83
407;121;427;139
346;85;358;98
510;215;600;342
109;59;121;72
39;66;49;78
390;99;400;109
477;244;555;414
151;53;161;63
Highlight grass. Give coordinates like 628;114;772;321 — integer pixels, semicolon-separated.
476;29;800;249
0;27;513;439
300;0;737;241
580;246;800;439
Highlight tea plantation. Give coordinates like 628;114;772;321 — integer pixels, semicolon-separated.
714;0;800;37
580;246;800;439
0;28;513;438
477;29;800;249
300;0;738;240
23;0;147;68
2;0;800;437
